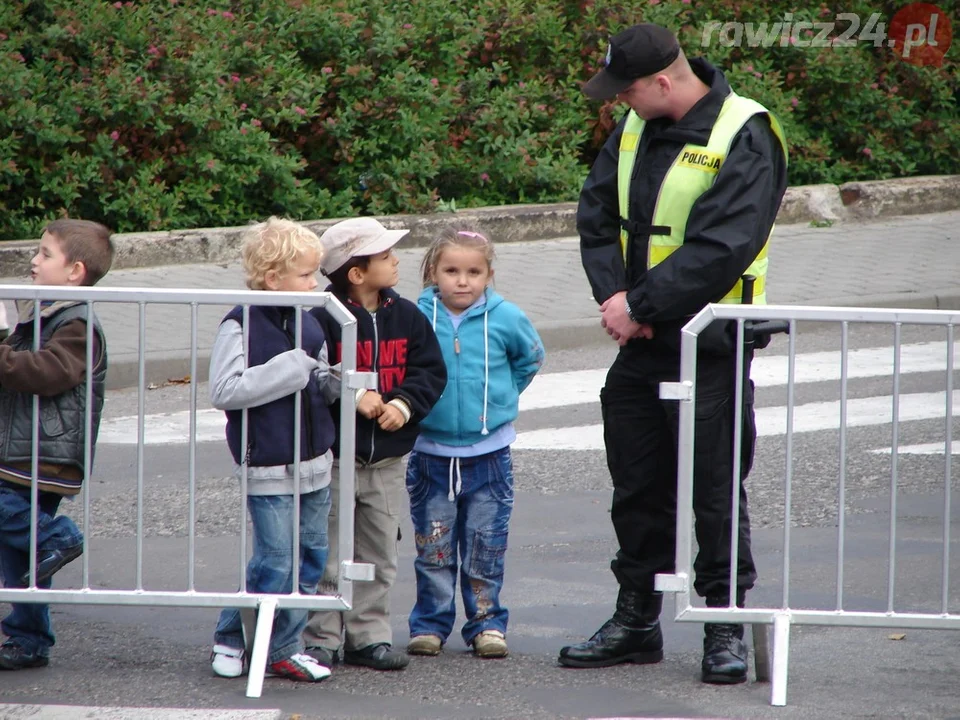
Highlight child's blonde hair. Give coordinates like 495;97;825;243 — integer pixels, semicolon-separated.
241;217;322;290
419;223;496;287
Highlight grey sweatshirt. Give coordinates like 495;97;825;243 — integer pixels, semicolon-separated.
208;319;338;496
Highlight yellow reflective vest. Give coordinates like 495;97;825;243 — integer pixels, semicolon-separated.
617;93;787;305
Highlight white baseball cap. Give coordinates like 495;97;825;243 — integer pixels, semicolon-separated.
319;217;409;274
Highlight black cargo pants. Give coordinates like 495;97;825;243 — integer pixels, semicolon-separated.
600;342;757;601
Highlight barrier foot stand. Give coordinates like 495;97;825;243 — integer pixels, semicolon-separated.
245;597;278;698
770;611;791;706
240;608;256;655
752;622;771;683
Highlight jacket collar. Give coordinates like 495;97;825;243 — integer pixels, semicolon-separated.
15;299;83;327
646;57;731;145
325;284;398;312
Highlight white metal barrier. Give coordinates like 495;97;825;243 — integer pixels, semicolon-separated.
656;303;960;706
0;285;375;697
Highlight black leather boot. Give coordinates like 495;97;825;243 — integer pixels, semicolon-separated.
701;591;748;684
701;623;748;683
701;591;748;686
558;590;663;668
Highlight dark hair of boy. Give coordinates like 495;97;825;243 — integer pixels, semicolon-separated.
323;255;371;294
44;219;115;286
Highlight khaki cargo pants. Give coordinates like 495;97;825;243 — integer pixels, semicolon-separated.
303;457;405;651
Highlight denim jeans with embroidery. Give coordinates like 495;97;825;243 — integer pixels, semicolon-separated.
214;487;331;665
406;447;514;646
0;480;84;656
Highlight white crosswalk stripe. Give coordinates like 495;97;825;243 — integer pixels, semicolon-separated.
513;391;960;451
98;341;959;451
872;441;960;455
519;340;960;411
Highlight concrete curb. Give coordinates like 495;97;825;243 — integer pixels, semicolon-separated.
1;176;957;277
105;288;960;391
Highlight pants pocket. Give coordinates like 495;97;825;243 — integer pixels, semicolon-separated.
470;527;508;581
405;453;430;509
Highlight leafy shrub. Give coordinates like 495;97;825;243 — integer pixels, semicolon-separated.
0;0;956;240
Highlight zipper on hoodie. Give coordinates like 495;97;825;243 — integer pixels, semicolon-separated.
368;309;379;464
283;313;315;461
454;329;463;444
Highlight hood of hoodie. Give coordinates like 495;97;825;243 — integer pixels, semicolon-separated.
416;286;505;325
417;285;504;324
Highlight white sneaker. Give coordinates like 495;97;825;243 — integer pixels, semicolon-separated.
211;644;245;678
266;652;332;682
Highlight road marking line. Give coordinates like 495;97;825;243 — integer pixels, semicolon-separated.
520;341;959;411
871;441;960;455
99;343;959;446
513;390;960;451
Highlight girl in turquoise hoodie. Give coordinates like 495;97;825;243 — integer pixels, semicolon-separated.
405;226;544;660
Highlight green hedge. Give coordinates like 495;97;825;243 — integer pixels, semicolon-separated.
1;0;957;240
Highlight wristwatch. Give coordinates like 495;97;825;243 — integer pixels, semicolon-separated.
624;296;639;324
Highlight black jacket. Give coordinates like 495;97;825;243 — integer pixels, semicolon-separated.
578;58;788;358
310;287;447;465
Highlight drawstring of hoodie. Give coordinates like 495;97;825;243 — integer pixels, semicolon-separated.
431;289;490;444
447;457;462;502
481;310;489;435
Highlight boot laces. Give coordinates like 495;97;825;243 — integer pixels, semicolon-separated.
705;624;743;648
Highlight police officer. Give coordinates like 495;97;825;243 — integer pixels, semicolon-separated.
557;24;788;684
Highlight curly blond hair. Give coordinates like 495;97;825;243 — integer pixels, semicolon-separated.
241;217;323;290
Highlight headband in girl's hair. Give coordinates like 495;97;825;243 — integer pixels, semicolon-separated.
456;231;488;242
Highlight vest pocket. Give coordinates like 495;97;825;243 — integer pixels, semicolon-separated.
39;401;66;437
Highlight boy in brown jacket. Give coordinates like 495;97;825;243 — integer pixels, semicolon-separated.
0;219;113;670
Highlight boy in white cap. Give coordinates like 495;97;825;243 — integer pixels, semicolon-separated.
303;218;447;671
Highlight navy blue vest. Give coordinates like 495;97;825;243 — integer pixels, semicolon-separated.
223;305;335;467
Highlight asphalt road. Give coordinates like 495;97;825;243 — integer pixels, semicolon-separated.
2;322;960;719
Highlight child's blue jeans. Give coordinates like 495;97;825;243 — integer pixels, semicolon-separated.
214;487;331;665
0;480;84;657
405;447;514;647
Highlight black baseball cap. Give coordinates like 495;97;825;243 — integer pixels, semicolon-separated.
583;24;681;100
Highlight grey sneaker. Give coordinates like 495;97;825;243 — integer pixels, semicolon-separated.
344;643;409;670
304;645;338;668
0;641;49;671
